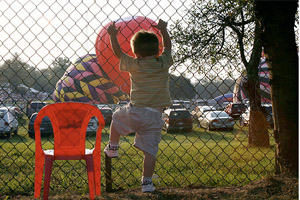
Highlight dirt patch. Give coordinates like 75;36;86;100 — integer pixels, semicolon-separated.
2;175;298;200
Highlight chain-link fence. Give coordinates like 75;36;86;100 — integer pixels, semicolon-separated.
0;0;275;197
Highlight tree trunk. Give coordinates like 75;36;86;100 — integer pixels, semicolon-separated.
244;78;270;147
255;0;298;176
242;20;270;147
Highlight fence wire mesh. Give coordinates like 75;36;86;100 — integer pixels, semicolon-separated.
0;0;275;197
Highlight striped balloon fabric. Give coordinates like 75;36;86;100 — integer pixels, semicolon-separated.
53;54;129;104
233;58;271;103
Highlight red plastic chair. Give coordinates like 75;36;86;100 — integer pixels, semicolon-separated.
34;102;105;200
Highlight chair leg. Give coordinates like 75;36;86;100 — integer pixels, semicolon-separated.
86;155;95;200
93;152;101;196
34;153;45;199
43;155;54;200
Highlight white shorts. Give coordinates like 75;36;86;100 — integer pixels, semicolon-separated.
110;104;164;157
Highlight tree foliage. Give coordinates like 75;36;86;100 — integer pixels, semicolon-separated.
171;0;271;147
170;0;255;78
169;74;196;99
0;54;71;94
0;53;35;91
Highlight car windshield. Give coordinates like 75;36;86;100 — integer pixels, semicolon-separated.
170;111;190;119
170;104;184;109
118;101;128;105
42;116;51;122
232;104;246;109
101;109;112;115
31;103;46;109
211;112;228;118
30;115;50;122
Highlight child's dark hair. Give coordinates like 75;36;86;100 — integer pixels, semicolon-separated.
131;30;159;57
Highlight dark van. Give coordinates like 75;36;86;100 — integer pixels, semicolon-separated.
225;103;247;118
26;101;49;118
163;108;193;133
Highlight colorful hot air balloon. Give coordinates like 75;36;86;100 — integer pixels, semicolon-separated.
233;58;271;103
53;54;129;104
95;16;163;94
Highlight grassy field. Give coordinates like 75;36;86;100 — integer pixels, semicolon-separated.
0;119;276;197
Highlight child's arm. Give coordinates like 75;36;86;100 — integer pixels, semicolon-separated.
153;19;172;53
107;22;123;59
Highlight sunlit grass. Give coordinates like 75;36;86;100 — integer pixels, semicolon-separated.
0;121;275;196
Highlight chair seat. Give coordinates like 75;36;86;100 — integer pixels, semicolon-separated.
44;149;95;156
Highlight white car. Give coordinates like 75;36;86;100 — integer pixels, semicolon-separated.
239;108;250;126
239;104;273;128
0;107;19;138
198;111;234;131
6;106;22;119
191;105;216;120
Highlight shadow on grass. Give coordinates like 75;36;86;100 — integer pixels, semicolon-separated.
102;188;187;200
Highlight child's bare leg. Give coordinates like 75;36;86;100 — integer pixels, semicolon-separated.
104;122;120;158
141;151;156;192
143;151;156;177
109;123;120;143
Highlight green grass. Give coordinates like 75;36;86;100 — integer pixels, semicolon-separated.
0;120;275;196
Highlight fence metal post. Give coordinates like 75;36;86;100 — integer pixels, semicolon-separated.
105;154;112;192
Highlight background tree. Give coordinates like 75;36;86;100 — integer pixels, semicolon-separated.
170;0;269;147
194;79;235;99
0;53;36;91
0;55;71;95
255;0;298;176
48;57;71;92
33;57;71;93
169;74;196;99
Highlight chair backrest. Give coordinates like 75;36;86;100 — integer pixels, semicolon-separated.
34;102;105;158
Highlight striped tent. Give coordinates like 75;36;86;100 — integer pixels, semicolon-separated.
53;54;129;104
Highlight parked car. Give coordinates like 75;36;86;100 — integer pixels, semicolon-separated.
239;104;274;128
87;116;99;133
114;100;129;110
117;101;129;107
7;106;22;119
198;110;235;131
191;105;216;120
171;100;191;110
97;105;113;126
26;101;49;118
222;101;231;109
0;107;19;138
181;100;191;110
167;104;185;110
28;113;53;138
163;108;193;133
224;103;247;118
